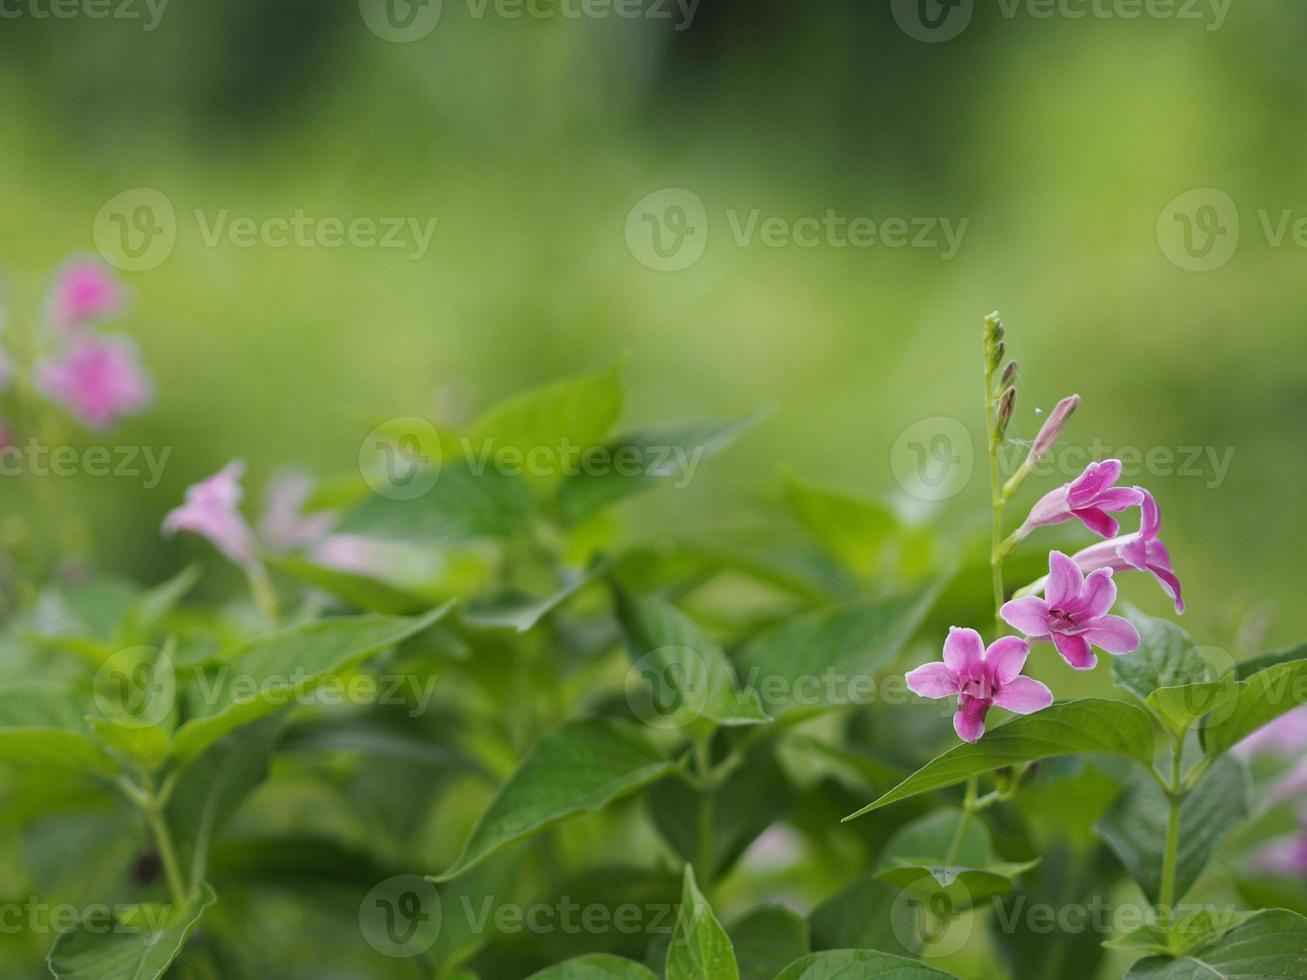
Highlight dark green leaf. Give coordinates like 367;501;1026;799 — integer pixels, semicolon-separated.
433;719;677;881
774;949;960;979
1114;613;1208;701
1123;909;1307;978
783;472;900;579
525;955;658;979
729;905;809;980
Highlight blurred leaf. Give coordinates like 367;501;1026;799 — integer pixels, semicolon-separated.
874;861;1038;912
666;864;738;980
47;883;215;980
1123;909;1307;978
729;906;809;980
462;560;606;633
774;949;960;978
734;582;944;720
808;879;912;957
429;852;523;974
783;472;899;579
525;955;658;979
1202;652;1307;757
557;414;763;525
268;554;434;615
0;685;117;776
169;605;452;762
433;719;677;881
118;565;202;644
1105;908;1256;957
844;699;1157;819
879;809;990;870
1095;755;1250;905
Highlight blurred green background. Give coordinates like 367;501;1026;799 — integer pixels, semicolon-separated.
1;0;1304;648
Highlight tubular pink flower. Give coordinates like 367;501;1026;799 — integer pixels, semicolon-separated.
259;469;338;553
905;627;1052;743
162;460;258;568
47;259;122;328
1001;551;1140;670
1071;488;1183;613
35;333;152;430
1028;394;1080;465
1018;459;1143;539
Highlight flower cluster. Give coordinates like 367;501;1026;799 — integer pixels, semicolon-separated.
906;323;1184;742
0;257;153;436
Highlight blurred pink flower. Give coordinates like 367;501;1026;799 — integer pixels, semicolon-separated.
1018;459;1143;539
1070;488;1184;613
906;627;1052;743
259;469;338;553
36;333;152;429
1234;706;1307;760
47;259;122;328
1252;822;1307;877
162;460;258;567
1001;551;1140;670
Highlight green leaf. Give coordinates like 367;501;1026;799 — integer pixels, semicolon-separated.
1113;613;1209;701
728;905;810;980
1202;654;1307;757
808;879;912;958
524;955;658;979
844;699;1157;820
337;462;535;543
468;364;626;480
783;472;900;579
433;719;677;881
880;809;992;870
1235;642;1307;680
1123;909;1307;978
118;565;202;643
614;589;768;733
169;605;452;762
556;414;763;525
734;582;944;719
268;554;433;615
462;560;605;632
666;864;739;980
1095;754;1250;905
774;950;961;979
0;685;117;776
647;740;797;879
47;883;216;980
1146;680;1240;739
1105;908;1257;957
873;861;1039;911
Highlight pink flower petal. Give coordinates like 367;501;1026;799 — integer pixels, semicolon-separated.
1073;507;1120;538
986;636;1031;684
943;627;985;678
905;662;959;700
1053;631;1097;670
1077;568;1117;620
993;676;1054;714
1046;551;1084;608
1081;615;1140;654
954;701;988;743
1000;596;1052;638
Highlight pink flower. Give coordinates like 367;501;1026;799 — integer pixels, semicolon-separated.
1234;706;1307;759
1069;488;1184;613
1251;821;1307;877
1018;459;1143;539
47;259;122;328
36;333;152;429
1027;394;1080;465
259;469;338;553
1001;551;1140;670
906;627;1053;743
162;460;258;568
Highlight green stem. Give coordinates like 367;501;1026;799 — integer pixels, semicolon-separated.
945;776;979;865
694;738;715;893
984;355;1006;633
1158;738;1185;919
144;804;189;908
244;561;280;627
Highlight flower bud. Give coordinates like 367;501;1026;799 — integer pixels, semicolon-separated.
1001;360;1018;385
1029;394;1080;464
996;385;1016;438
983;312;1005;370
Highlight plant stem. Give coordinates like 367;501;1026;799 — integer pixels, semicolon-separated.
984;356;1006;633
144;804;190;908
945;775;979;866
694;738;715;893
245;561;280;627
1158;737;1185;920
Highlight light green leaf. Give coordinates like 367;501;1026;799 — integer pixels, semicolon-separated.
1146;679;1240;739
729;905;810;980
524;955;658;979
462;560;605;632
774;949;961;979
1114;613;1209;701
556;414;763;525
615;589;768;733
873;860;1039;911
268;554;433;615
432;719;677;881
734;583;944;719
844;699;1157;819
169;605;452;762
1095;755;1250;905
1235;642;1307;680
47;883;216;980
0;686;117;776
337;462;535;543
468;364;625;480
1105;908;1257;957
783;472;900;579
1124;909;1307;978
1202;654;1307;757
666;864;739;980
118;565;202;643
880;808;992;870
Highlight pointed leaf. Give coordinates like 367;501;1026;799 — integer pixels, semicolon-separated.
666;864;739;980
1124;909;1307;978
0;686;117;776
1202;654;1307;757
774;950;960;979
525;955;658;979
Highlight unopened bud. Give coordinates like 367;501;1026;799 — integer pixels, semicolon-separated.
1001;360;1019;385
983;312;1005;370
996;386;1016;438
1028;394;1080;464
